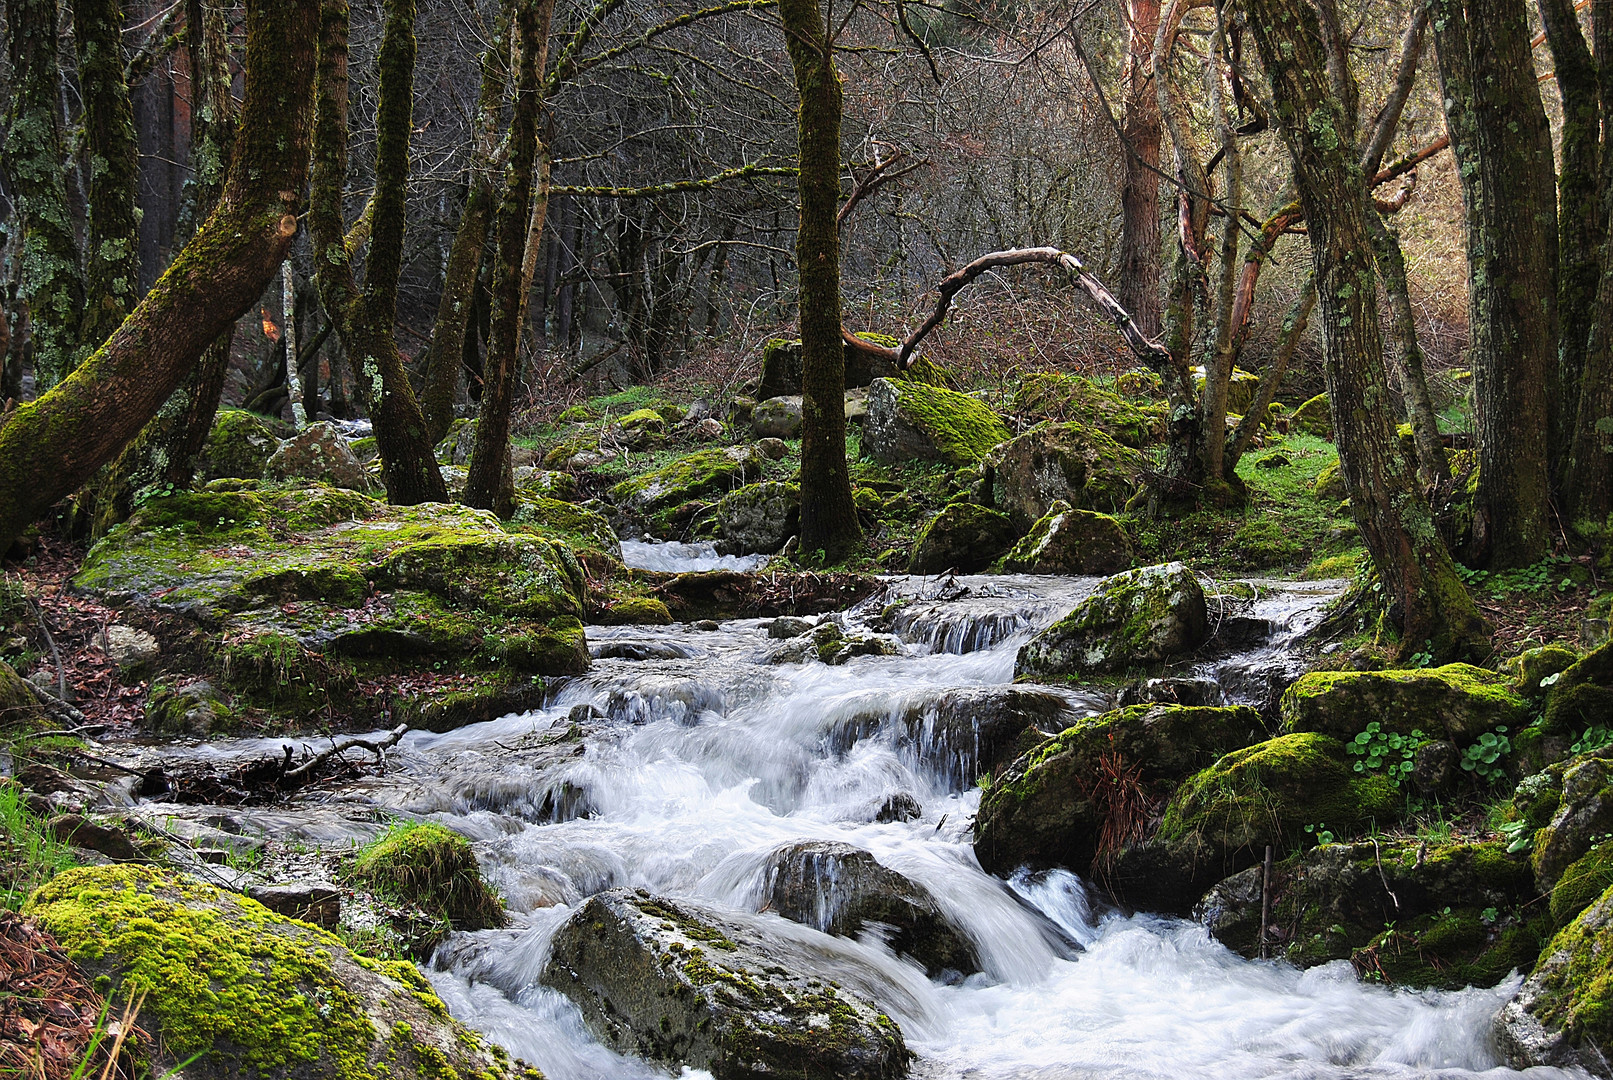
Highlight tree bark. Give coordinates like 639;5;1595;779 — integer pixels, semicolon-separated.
464;0;557;515
1431;0;1557;568
1224;278;1316;471
1117;0;1162;338
311;0;447;505
73;0;141;352
4;0;85;393
783;0;861;561
1369;210;1451;489
0;0;319;553
1247;0;1490;662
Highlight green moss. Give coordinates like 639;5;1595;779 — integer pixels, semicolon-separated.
220;630;358;712
881;380;1011;466
1011;372;1164;449
1509;645;1583;695
200;409;282;481
506;496;621;560
498;615;590;673
351;823;507;931
1523;884;1613;1049
592;598;673;626
1226;518;1305;569
617;408;666;432
1280;664;1529;741
1358;906;1545;990
609;448;762;513
1290;393;1332;438
556;405;596;423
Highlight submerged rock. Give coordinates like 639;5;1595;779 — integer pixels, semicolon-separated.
864;378;1010;467
907;503;1016;575
1280;664;1529;742
542;888;910;1080
25;865;523;1080
764;841;979;976
997;500;1132;575
981;421;1146;527
1014;562;1207;680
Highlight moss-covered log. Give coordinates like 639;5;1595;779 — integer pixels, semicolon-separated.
311;0;447;505
0;0;319;554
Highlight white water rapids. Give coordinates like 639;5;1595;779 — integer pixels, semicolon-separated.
133;548;1582;1080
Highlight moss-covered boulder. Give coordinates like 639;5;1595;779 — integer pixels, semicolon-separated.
143;679;233;736
1509;644;1582;696
25;865;525;1080
1011;373;1163;449
264;422;372;491
541;888;909;1080
981;421;1146;527
908;503;1016;575
508;495;622;561
1312;456;1346;502
997;500;1132;575
1551;845;1613;928
1533;755;1613;895
752;395;804;439
973;703;1267;876
1015;562;1206;680
864;378;1010;467
590;597;674;626
715;482;800;555
1498;882;1613;1073
0;659;46;732
1280;665;1530;743
1289;393;1333;438
517;468;578;502
433;417;478;465
199;409;282;482
609;447;764;521
764;841;979;976
351;822;507;931
1158;732;1399;871
1541;639;1613;736
1197;839;1539;986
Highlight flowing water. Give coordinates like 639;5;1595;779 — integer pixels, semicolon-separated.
118;550;1581;1079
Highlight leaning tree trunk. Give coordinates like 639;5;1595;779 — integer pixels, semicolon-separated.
1117;0;1163;338
1431;0;1557;569
1247;0;1491;662
463;0;557;515
311;0;447;505
4;0;85;393
783;0;861;562
0;0;319;553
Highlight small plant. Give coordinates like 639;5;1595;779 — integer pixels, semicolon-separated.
1304;822;1335;845
1347;723;1425;787
1573;724;1613;756
1498;818;1534;854
1461;725;1512;781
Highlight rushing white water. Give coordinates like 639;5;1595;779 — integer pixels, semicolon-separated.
135;569;1581;1080
620;539;768;573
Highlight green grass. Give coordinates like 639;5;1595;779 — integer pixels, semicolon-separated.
0;782;79;909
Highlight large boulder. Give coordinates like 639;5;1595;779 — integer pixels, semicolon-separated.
541;889;909;1080
1532;755;1613;895
907;503;1016;575
715;482;800;554
0;660;47;732
758;337;949;401
264;422;372;491
981;421;1146;527
1011;373;1163;448
609;446;763;520
508;495;623;562
1498;883;1613;1074
1540;639;1613;736
997;500;1132;575
864;379;1010;467
1280;664;1530;742
199;409;281;482
25;865;524;1080
764;841;979;975
752;396;804;439
973;703;1267;877
1014;562;1207;681
1289;393;1333;438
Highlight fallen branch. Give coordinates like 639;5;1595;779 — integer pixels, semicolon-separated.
22;678;89;730
281;722;409;782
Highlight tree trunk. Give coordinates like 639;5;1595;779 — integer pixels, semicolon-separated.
0;0;319;553
1431;0;1557;568
783;0;861;562
311;0;447;505
1368;211;1450;488
73;0;141;352
1247;0;1490;662
1224;278;1316;472
4;0;85;393
1117;0;1162;338
420;0;514;444
464;0;557;515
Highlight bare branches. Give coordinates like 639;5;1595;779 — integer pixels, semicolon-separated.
282;723;409;782
837;146;926;227
549;161;794;197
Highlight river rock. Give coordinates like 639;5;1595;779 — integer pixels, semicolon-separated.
433;417;478;464
864;378;1010;466
246;881;342;929
764;841;979;976
25;865;524;1080
265;422;372;491
998;500;1132;575
1498;882;1613;1073
768;616;815;639
541;888;910;1080
973;703;1266;877
908;503;1016;575
95;623;160;669
981;421;1146;527
752;396;804;438
1014;562;1207;680
1280;664;1529;742
144;678;232;736
716;482;800;554
1289;393;1332;438
199;409;282;482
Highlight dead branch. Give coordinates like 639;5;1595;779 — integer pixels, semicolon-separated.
837;148;927;228
281;722;409;782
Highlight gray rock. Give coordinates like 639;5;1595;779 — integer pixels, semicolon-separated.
541;888;910;1080
982;422;1146;527
716;482;800;555
752;396;804;439
864;378;1010;467
756;437;789;460
876;793;922;823
768;616;815;639
1534;755;1613;894
764;841;979;976
1015;562;1208;680
96;624;161;669
144;679;232;736
908;504;1016;575
1497;883;1613;1073
845;388;870;426
998;501;1133;575
265;422;372;491
694;417;724;440
246;881;341;929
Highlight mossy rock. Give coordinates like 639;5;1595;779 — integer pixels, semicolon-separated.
542;432;601;469
1280;664;1530;742
591;597;674;626
1192;367;1261;417
617;407;666;433
863;378;1010;467
1288;393;1332;439
1508;644;1582;696
1225;518;1305;569
982;421;1146;527
24;865;523;1080
908;503;1016;575
557;404;597;423
199;409;281;482
1360;905;1547;991
498;615;591;674
1533;755;1613;894
0;659;47;732
351;822;507;933
507;496;622;561
144;679;234;736
714;482;799;555
609;447;763;517
1014;562;1206;680
264;422;373;492
220;631;360;713
973;703;1267;877
1497;882;1613;1072
997;501;1132;575
516;469;579;502
1159;732;1400;862
1552;845;1613;927
372;530;585;620
432;418;478;466
1541;639;1613;735
1011;373;1164;449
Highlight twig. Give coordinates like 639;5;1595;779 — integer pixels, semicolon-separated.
1260;843;1273;959
23;593;65;701
1372;835;1400;911
281;723;409;782
21;679;89;730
